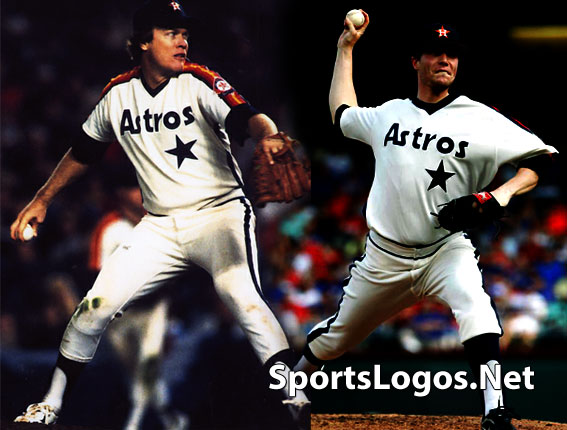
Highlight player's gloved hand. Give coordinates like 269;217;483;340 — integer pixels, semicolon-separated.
252;132;310;208
434;192;506;232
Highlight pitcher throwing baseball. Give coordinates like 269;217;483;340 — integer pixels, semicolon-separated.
11;0;309;428
293;12;557;430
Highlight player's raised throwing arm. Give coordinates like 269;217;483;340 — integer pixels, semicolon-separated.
329;9;369;124
10;149;89;241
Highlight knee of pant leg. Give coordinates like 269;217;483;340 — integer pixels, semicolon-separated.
305;317;357;362
61;297;125;362
454;296;503;342
71;296;122;334
307;333;351;362
60;320;102;362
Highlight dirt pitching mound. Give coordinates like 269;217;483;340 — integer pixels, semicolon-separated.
312;413;567;430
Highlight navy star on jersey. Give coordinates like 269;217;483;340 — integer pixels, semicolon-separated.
426;160;455;192
166;136;198;168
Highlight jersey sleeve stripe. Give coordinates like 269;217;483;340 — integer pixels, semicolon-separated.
182;62;248;108
489;105;534;134
223;91;247;107
334;104;350;134
99;66;142;100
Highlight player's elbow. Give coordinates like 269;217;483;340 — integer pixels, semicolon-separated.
520;167;540;189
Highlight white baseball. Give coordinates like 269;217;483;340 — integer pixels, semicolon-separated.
22;224;35;241
346;9;364;28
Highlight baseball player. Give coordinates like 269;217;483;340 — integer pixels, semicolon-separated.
293;13;558;430
11;0;309;427
88;166;188;430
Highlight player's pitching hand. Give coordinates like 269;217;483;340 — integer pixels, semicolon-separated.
339;9;369;49
10;198;47;241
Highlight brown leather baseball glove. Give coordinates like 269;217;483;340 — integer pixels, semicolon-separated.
252;132;310;207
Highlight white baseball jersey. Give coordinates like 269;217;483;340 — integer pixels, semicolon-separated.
340;94;558;246
82;63;249;215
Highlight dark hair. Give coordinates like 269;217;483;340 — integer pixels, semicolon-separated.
126;29;154;63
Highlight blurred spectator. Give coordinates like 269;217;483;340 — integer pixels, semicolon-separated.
1;313;20;349
391;299;461;354
501;279;549;353
18;273;80;350
544;204;567;237
535;245;567;302
541;278;567;340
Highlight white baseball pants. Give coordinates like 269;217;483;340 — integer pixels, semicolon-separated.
60;197;289;365
306;231;503;363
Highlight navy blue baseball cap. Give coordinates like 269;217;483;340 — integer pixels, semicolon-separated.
132;0;192;33
412;23;465;57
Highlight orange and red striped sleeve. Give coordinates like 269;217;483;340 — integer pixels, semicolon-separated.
182;63;248;108
99;66;142;100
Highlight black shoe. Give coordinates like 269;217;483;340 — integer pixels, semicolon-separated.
481;406;519;430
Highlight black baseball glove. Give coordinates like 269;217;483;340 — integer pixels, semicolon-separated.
251;132;311;207
434;192;506;232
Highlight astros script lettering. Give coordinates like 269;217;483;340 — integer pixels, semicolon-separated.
384;122;469;158
120;105;195;135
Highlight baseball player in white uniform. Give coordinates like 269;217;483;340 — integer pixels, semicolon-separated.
293;14;558;430
11;0;309;427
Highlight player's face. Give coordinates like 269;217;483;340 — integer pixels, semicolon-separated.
142;28;189;76
413;52;458;92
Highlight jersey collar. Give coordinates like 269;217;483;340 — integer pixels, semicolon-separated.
140;71;171;97
411;93;459;115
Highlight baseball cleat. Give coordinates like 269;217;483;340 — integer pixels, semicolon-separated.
481;406;518;430
283;399;311;430
14;402;59;424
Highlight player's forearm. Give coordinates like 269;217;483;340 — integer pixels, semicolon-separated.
11;149;90;240
247;113;278;141
330;47;358;123
490;167;539;207
35;149;90;205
